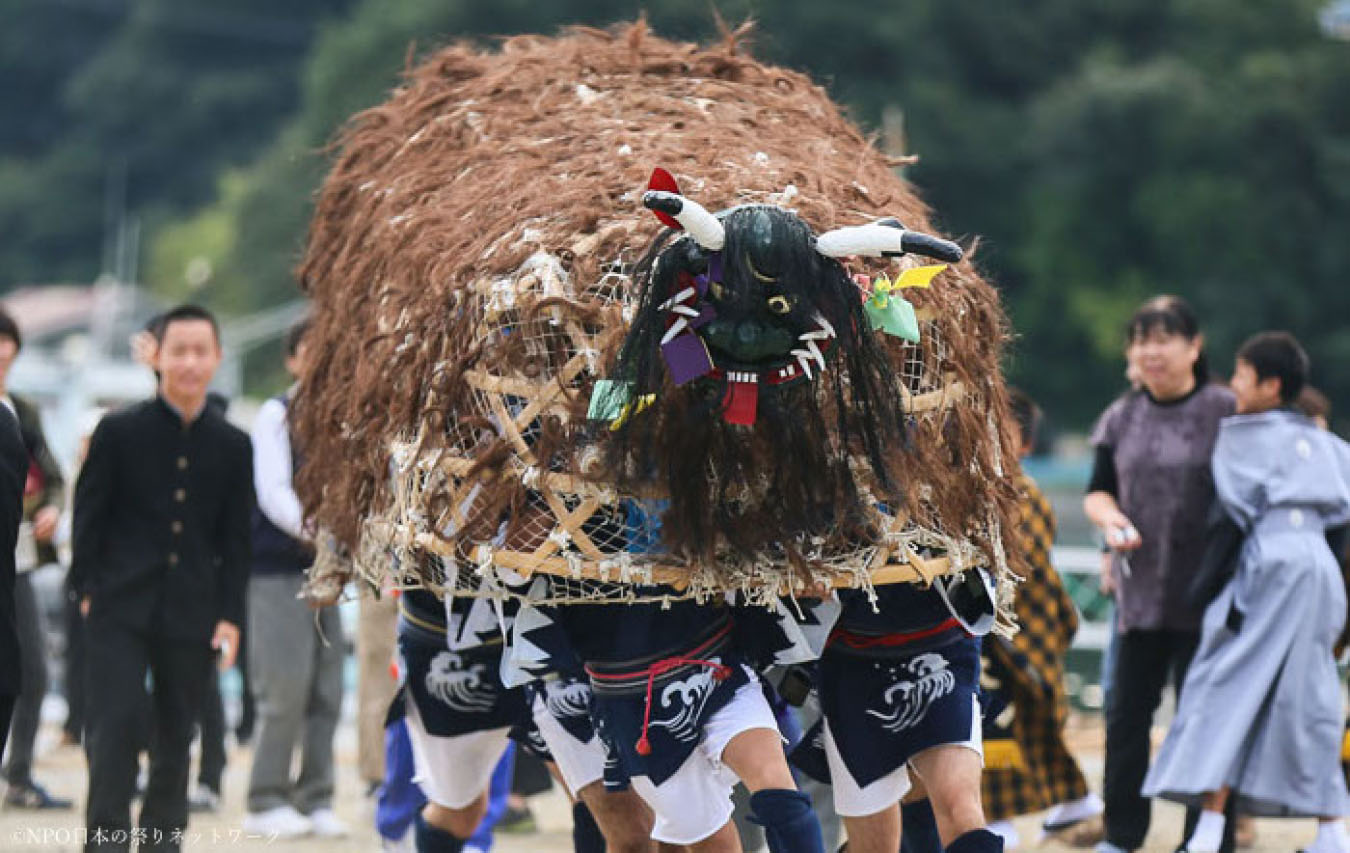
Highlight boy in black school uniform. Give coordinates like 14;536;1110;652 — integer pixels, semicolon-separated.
72;305;253;852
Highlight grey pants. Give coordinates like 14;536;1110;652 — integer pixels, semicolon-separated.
3;572;48;785
245;574;344;814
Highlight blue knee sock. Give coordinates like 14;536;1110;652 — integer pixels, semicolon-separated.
414;812;465;853
945;828;1003;853
750;788;825;853
902;799;944;853
572;801;605;853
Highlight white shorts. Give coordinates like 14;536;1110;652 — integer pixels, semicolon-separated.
629;674;781;845
404;693;511;810
823;694;984;818
531;692;605;797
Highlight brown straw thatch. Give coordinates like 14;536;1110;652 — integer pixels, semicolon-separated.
293;21;1023;614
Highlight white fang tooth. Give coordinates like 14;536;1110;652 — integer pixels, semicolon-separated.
807;340;826;369
658;287;696;311
660;317;689;345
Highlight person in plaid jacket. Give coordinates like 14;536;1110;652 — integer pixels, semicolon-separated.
979;390;1102;849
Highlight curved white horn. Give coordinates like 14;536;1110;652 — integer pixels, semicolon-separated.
816;221;964;262
643;190;726;250
815;223;907;258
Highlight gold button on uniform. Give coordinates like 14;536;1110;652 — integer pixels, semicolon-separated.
171;520;183;535
177;456;189;470
168;553;179;567
174;488;186;503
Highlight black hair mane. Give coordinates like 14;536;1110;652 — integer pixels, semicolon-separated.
604;206;908;565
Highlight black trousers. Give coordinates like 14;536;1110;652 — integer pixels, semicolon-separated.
234;614;255;741
196;672;226;791
63;589;87;742
0;694;15;758
1103;628;1235;853
4;572;48;785
84;618;212;852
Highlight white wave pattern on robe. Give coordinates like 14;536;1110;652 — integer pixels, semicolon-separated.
543;679;593;721
1143;409;1350;817
647;667;719;744
425;651;497;713
865;652;956;732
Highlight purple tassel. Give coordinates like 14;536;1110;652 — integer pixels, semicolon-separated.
661;334;715;385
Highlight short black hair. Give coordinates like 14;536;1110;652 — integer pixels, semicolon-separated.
155;304;220;345
0;307;21;350
283;315;311;359
1236;331;1308;404
1007;387;1041;449
143;312;166;338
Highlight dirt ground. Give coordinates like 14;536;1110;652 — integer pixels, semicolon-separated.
0;713;1324;852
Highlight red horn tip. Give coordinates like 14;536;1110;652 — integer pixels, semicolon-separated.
647;168;682;229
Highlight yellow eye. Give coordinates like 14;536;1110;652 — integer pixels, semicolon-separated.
710;280;726;300
766;295;792;315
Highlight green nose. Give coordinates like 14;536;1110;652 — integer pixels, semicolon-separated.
702;318;796;362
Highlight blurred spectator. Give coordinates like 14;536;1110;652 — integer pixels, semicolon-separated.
0;308;72;809
1097;339;1143;706
358;586;400;793
72;305;253;852
241;317;348;840
61;409;105;748
131;316;240;815
0;402;27;763
981;390;1101;849
1145;332;1350;853
1083;295;1235;853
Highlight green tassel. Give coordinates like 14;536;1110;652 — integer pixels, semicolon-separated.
864;294;921;343
587;379;631;421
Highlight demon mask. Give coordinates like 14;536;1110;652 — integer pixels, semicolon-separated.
601;171;964;565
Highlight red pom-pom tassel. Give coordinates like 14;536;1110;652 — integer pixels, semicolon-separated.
635;735;652;756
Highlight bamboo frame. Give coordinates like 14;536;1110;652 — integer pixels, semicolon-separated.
413;530;957;595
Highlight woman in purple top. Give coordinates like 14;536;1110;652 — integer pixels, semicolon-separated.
1083;296;1235;853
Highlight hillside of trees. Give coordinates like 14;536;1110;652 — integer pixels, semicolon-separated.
4;0;1348;426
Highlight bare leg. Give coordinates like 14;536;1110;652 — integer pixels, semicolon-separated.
686;819;742;852
1183;788;1229;853
423;791;487;838
842;805;902;853
720;726;824;851
1201;788;1230;813
576;780;658;853
908;745;985;846
719;727;797;792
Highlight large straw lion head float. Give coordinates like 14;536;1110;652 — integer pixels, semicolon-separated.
294;22;1022;617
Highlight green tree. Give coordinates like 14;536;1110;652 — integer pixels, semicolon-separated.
0;0;353;289
128;0;1350;419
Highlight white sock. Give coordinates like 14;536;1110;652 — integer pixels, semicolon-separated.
1186;810;1226;853
1046;792;1105;826
1309;820;1350;853
988;820;1021;850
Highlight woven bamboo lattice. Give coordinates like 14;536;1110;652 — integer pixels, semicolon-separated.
294;22;1024;613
